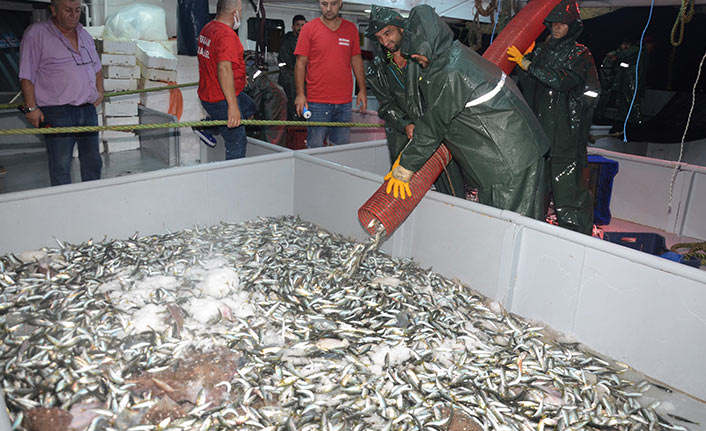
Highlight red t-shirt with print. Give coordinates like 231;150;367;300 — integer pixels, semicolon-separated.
197;20;246;103
294;17;361;104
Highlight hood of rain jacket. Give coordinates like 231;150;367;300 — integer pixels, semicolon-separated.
396;4;550;191
365;5;405;40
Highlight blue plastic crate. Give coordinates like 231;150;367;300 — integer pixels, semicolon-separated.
587;155;619;225
603;232;666;255
660;251;702;268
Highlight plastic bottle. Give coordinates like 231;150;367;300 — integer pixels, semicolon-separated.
302;107;312;119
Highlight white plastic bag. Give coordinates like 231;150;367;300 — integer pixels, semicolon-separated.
104;3;168;41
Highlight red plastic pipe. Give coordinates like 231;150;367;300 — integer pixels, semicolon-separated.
358;145;453;235
484;0;563;74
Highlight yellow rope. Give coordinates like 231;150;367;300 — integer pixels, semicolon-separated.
670;241;706;265
0;119;384;136
670;0;695;47
0;82;199;110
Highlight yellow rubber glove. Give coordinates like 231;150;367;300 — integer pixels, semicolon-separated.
384;154;401;181
385;165;413;200
506;43;534;71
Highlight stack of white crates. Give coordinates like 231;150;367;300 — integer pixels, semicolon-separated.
96;39;141;153
136;40;178;113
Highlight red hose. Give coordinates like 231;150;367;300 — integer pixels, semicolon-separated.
358;0;560;236
483;0;562;74
358;145;452;235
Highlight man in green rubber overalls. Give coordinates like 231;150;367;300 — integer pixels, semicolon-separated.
507;0;600;234
385;5;550;220
365;5;466;199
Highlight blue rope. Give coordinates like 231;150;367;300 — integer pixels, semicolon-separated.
490;0;501;44
623;0;655;142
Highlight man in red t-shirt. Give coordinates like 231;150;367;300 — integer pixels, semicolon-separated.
294;0;367;148
195;0;256;160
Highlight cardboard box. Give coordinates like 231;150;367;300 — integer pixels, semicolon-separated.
100;53;137;66
139;62;177;83
103;65;140;79
95;39;137;55
103;78;138;92
136;40;177;70
103;135;140;153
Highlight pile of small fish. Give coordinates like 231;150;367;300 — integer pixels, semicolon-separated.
0;216;686;431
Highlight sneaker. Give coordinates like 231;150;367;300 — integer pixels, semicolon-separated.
0;165;5;177
193;127;217;148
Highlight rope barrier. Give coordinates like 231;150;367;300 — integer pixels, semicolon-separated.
0;82;199;110
0;119;385;136
102;82;198;98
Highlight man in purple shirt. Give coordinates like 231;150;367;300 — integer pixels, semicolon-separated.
19;0;103;186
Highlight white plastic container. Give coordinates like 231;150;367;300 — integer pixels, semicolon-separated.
100;53;137;66
103;65;140;79
0;145;704;423
136;40;178;71
95;39;137;55
103;78;138;92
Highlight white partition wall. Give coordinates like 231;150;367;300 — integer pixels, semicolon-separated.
298;140;391;177
511;222;706;400
681;169;706;239
295;142;706;240
589;148;706;239
292;156;379;244
0;154;295;254
404;195;517;301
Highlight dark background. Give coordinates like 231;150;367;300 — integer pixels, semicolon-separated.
450;7;705;93
580;6;705;92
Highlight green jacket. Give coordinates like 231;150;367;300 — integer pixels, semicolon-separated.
365;5;416;158
398;5;549;190
366;5;466;197
519;3;600;159
613;45;646;123
367;46;415;158
277;31;298;84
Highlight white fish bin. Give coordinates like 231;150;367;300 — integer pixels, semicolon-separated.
1;139;705;431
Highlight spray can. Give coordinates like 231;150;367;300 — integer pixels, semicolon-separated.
302;107;312;119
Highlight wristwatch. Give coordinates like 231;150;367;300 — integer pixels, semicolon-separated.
20;105;38;114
